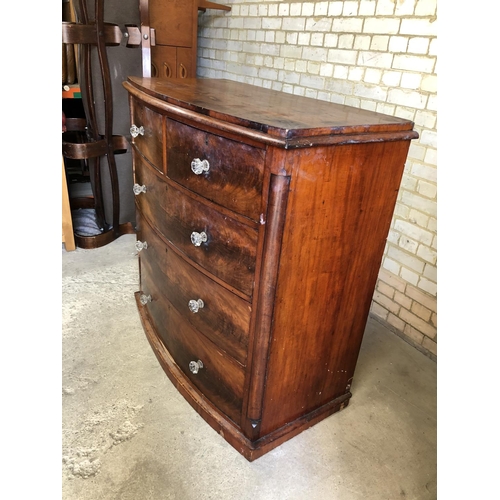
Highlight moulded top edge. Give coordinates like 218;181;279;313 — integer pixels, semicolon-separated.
126;77;417;141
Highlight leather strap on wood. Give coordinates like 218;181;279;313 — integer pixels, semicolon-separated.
62;22;122;45
62;135;129;159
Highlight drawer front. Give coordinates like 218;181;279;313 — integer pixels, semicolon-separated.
136;212;251;365
166;118;265;221
134;153;258;297
138;272;245;424
131;100;164;171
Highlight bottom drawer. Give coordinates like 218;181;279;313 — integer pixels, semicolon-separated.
139;273;245;425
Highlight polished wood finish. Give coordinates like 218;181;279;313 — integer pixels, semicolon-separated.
151;46;176;79
139;285;245;424
150;0;195;48
166;118;265;221
260;139;414;436
134;153;258;296
137;212;251;365
130;103;164;171
125;77;418;461
143;0;231;79
125;77;416;143
246;173;290;425
198;0;231;12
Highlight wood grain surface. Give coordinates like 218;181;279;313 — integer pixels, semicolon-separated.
126;77;418;459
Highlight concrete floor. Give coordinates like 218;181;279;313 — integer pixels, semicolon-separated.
62;234;437;500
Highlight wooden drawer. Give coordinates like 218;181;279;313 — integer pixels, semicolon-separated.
136;212;251;365
138;272;245;424
166;118;265;221
131;99;164;171
134;152;258;297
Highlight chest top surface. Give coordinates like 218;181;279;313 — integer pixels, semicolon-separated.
126;77;417;144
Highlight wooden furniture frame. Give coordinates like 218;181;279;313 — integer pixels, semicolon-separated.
140;0;231;78
124;77;418;461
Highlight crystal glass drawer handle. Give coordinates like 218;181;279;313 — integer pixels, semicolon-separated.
188;299;204;313
133;183;147;195
130;124;144;138
139;294;151;305
189;360;204;374
191;158;210;175
190;231;207;247
135;240;148;252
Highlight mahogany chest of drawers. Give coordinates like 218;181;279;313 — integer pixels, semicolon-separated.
124;77;418;461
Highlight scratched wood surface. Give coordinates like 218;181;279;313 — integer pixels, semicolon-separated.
127;76;417;140
126;77;418;460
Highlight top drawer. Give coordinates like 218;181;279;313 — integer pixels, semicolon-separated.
166;119;265;221
131;99;164;171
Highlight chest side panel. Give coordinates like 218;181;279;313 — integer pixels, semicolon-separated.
259;140;412;435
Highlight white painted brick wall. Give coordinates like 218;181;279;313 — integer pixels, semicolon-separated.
197;0;437;359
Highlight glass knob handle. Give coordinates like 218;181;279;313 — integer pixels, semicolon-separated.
191;158;210;175
135;240;148;252
130;124;144;138
188;299;204;313
139;294;151;305
133;183;147;195
190;231;207;247
189;360;204;374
